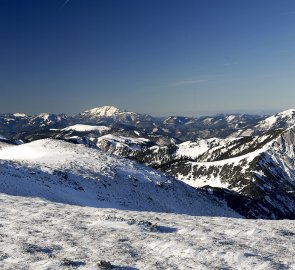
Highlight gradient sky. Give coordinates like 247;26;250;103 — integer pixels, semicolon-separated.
0;0;295;116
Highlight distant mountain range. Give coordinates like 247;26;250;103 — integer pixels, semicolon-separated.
1;105;295;219
0;105;267;141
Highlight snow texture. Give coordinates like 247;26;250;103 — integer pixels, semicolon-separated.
0;193;294;270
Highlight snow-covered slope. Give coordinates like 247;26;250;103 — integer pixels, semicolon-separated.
28;113;68;128
1;193;294;270
163;128;295;218
175;138;238;160
75;105;153;126
60;124;110;133
232;109;295;137
95;134;151;156
257;109;295;130
79;105;123;118
0;139;238;217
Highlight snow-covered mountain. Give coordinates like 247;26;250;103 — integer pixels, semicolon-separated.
80;105;123;118
74;105;154;128
2;106;295;219
232;109;295;137
161;128;295;218
256;109;295;130
0;105;268;142
0;139;238;217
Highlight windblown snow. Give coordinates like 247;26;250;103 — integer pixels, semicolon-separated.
0;193;294;270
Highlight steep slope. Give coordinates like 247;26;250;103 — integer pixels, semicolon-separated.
256;109;295;130
0;139;238;217
233;109;295;137
161;127;295;219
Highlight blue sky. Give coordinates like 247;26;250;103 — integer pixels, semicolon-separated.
0;0;295;116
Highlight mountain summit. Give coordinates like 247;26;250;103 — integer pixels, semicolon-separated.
256;109;295;131
80;106;124;118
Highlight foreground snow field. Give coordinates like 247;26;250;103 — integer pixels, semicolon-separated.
0;193;294;270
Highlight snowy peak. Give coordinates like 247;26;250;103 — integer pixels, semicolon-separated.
81;106;124;118
256;109;295;130
13;113;27;118
278;108;295;117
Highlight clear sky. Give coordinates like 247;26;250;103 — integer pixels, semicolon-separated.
0;0;295;116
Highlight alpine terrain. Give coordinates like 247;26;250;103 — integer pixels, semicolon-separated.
1;106;295;269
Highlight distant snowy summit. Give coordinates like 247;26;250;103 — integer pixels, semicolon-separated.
256;109;295;130
232;108;295;137
75;105;153;124
79;105;124;118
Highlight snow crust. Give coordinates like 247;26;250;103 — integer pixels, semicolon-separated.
0;193;294;270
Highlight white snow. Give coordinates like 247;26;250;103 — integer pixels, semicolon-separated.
174;137;276;189
176;139;215;159
60;124;110;133
97;134;150;145
257;109;295;130
0;193;294;270
37;113;50;121
0;139;237;217
81;106;122;117
176;138;237;160
226;115;237;122
13;113;27;117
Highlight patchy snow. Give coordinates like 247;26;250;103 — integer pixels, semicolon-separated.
176;138;238;160
174;137;276;189
176;141;210;159
97;134;150;145
95;134;151;156
0;193;294;270
226;115;237;122
60;124;110;133
37;113;51;121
